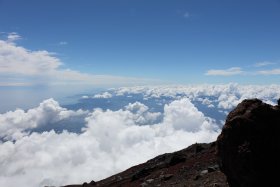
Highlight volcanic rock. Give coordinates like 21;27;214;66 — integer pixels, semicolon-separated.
217;99;280;187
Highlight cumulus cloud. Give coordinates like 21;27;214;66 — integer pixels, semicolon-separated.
0;98;219;187
93;92;112;99
0;35;159;87
162;99;215;132
0;99;87;141
125;102;161;125
205;67;243;76
0;40;61;75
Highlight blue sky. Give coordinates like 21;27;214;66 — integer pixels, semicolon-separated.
1;0;280;87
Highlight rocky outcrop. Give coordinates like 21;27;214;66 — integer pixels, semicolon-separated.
217;99;280;187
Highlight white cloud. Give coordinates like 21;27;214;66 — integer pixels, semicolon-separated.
6;32;21;43
125;102;161;125
217;94;240;109
0;99;87;141
257;68;280;75
254;61;276;67
162;99;215;132
0;40;61;75
201;98;212;105
93;92;112;99
0;36;160;87
0;98;219;187
113;84;280;110
205;67;243;76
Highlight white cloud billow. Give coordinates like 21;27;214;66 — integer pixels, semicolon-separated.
163;99;214;132
0;98;219;187
93;92;112;99
0;99;87;141
0;40;61;75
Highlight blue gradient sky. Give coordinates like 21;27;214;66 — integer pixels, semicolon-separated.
0;0;280;86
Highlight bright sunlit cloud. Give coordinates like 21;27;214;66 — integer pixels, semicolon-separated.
0;97;219;187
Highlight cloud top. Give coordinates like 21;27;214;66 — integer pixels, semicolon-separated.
0;97;219;187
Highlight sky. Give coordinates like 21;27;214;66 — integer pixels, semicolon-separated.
0;0;280;109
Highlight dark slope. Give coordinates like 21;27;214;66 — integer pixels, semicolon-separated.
64;142;228;187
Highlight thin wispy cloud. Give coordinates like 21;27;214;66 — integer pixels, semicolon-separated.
254;61;276;67
6;32;21;43
0;32;22;43
257;68;280;75
183;11;190;18
205;67;243;76
58;41;68;45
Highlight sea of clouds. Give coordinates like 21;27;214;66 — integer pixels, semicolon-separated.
1;84;280;187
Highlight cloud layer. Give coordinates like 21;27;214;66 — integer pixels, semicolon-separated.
1;84;280;187
112;84;280;110
0;97;219;187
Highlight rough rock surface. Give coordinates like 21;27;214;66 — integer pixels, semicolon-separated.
63;143;228;187
217;99;280;187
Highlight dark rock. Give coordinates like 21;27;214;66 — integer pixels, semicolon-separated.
193;175;201;180
207;165;219;173
168;152;186;166
217;99;280;187
131;168;151;181
195;143;205;153
89;180;96;185
163;174;173;181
